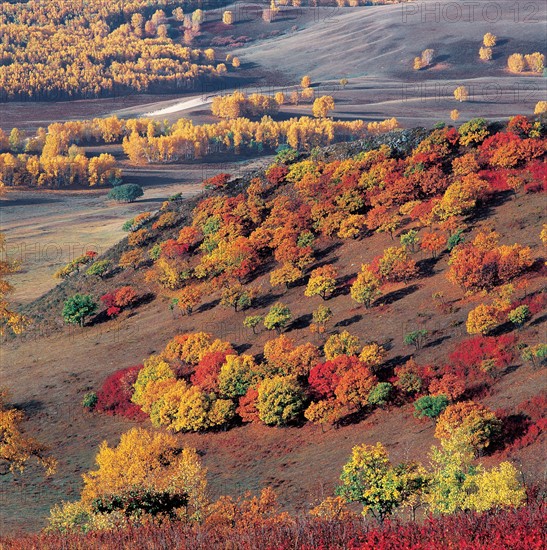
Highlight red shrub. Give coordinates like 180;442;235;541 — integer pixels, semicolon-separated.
308;356;364;400
449;335;516;376
160;239;189;259
265;164;288;185
203;173;231;189
510;293;547;316
2;499;544;549
190;351;232;392
237;387;259;423
95;366;146;420
498;395;547;457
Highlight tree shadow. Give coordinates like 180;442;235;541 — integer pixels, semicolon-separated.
531;313;547;327
254;292;284;309
197;298;220;313
416;257;440;278
424;334;451;349
315;241;343;261
380;284;419;306
15;400;45;416
335;314;362;328
290;313;312;330
333;273;357;297
233;342;253;354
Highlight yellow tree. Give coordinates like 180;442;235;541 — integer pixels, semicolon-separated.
0;388;56;476
0;232;27;335
483;32;497;47
305;265;337;300
454;86;469;102
312;96;335;118
78;428;208;521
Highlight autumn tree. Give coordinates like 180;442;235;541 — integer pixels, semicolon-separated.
301;75;311;88
264;303;292;333
479;47;492;61
454;86;469;102
483;33;497;47
0;388;56;476
350;265;381;308
0;233;27;335
312;96;335;118
218;355;260;398
466;303;500;335
305;265;337;300
76;428;208;522
256;376;304;426
434;401;502;453
270;263;303;290
336;443;428;522
507;53;525;73
310;304;332;334
421;231;447;258
324;331;360;360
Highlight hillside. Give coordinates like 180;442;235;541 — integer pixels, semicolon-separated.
1;119;546;534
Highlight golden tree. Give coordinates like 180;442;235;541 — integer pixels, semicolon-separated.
0;232;27;335
483;32;497;47
0;388;56;475
454;86;469;102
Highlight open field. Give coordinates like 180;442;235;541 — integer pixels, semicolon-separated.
1;156;271;305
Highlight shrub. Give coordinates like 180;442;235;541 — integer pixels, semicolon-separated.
367;382;393;407
62;294;98;327
96;366;146;420
450;335;515;375
414;395;449;419
264;303;292;333
107;184;144;202
256;376;304;426
403;329;428;350
82;392;98;410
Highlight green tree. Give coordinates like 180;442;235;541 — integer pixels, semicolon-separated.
107;184;144;203
400;230;419;253
413;395;449;419
243;315;263;334
256;375;304;426
62;294;98;327
508;305;530;328
403;329;428;350
367;383;393;408
264;302;292;333
85;260;111;278
218;355;259;398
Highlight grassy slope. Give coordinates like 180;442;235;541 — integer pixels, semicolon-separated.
1;129;546;533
